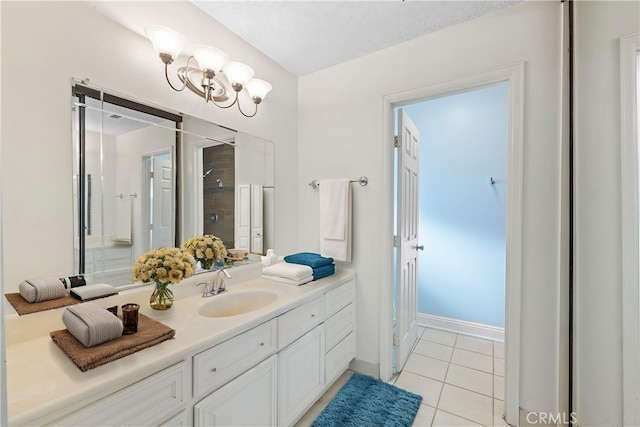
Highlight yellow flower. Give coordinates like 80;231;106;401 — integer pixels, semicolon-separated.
181;235;228;266
131;247;196;286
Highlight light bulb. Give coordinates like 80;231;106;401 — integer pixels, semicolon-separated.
222;62;255;89
245;79;272;103
144;25;187;64
193;45;228;73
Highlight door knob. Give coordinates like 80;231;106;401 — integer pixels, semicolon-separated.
415;245;424;251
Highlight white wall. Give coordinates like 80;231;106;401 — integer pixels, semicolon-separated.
404;83;508;328
574;1;640;425
0;1;299;293
299;1;563;414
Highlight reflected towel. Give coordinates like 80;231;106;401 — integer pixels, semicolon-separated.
319;180;352;262
114;196;132;244
62;302;123;348
18;277;67;303
262;262;313;281
312;264;336;281
284;252;334;269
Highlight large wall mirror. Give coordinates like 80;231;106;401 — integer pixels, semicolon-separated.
71;81;275;286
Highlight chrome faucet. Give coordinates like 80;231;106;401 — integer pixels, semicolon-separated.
197;268;232;297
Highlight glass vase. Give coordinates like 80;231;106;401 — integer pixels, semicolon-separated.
200;259;215;270
150;282;174;310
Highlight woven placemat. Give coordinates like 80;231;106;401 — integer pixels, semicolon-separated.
5;293;80;315
50;313;175;372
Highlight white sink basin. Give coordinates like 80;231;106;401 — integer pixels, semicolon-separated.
198;291;279;318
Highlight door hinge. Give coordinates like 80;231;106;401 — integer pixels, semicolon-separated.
393;235;401;247
149;171;154;178
393;335;400;346
394;135;399;148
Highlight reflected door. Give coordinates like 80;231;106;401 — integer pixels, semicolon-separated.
151;156;173;249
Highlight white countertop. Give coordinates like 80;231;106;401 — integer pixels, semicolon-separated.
5;263;355;425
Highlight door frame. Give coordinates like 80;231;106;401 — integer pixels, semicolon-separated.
620;32;640;427
380;62;524;424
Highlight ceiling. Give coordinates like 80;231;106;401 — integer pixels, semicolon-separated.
192;0;522;76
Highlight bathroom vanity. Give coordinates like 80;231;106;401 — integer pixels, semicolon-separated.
5;265;356;426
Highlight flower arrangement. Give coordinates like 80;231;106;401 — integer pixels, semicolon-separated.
181;235;228;269
132;247;196;310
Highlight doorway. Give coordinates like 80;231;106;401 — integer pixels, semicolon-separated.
382;62;525;425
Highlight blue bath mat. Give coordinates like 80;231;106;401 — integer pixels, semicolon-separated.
312;373;422;427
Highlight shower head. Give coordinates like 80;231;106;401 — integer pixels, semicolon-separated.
203;168;214;178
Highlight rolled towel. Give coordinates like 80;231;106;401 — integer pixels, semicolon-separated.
62;302;123;347
313;264;336;281
18;277;67;303
283;252;334;269
262;262;313;281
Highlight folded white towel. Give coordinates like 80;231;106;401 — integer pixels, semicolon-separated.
18;277;67;303
62;302;123;347
319;179;352;262
262;262;313;281
70;283;118;301
261;274;313;286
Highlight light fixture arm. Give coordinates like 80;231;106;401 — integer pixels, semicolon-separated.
163;55;196;92
209;88;259;118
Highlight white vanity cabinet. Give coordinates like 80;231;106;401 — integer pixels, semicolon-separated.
193;355;278;426
324;280;356;385
278;296;326;426
7;274;356;427
192;279;356;427
49;362;187;427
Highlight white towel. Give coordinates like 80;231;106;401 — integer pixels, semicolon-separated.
261;274;313;286
114;196;132;244
62;302;123;347
319;179;352;262
18;277;67;303
262;262;313;281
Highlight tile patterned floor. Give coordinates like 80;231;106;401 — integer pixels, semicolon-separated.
296;327;508;427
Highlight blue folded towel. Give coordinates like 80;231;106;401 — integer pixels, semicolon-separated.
313;264;335;281
284;252;334;269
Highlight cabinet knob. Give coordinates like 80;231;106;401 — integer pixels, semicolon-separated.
260;342;265;347
211;368;217;373
311;314;316;318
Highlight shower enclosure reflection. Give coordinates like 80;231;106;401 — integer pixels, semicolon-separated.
72;83;275;286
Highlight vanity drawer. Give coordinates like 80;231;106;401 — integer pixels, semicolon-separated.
193;319;277;398
325;279;355;317
278;297;324;349
325;303;354;351
326;333;356;386
53;362;186;426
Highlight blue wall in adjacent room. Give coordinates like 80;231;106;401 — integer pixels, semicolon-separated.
402;82;508;327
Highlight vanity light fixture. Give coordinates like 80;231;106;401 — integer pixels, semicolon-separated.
145;25;272;118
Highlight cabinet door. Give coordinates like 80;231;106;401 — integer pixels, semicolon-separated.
279;325;325;426
194;355;277;427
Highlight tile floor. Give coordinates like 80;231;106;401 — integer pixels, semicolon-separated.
296;327;508;427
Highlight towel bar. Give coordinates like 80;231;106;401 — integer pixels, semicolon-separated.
309;176;368;190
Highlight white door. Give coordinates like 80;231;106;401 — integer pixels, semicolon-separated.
250;184;264;254
395;108;421;371
151;156;172;249
236;184;251;250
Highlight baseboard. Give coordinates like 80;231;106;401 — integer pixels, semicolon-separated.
349;358;379;378
418;313;505;342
